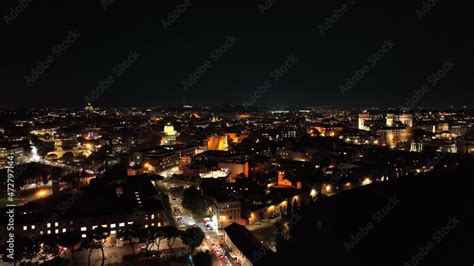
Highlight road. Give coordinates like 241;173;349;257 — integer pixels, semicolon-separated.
166;189;237;266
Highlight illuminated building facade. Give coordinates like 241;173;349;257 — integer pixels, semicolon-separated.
161;123;178;145
218;161;249;179
410;141;424;152
359;113;413;131
223;223;271;266
358;113;376;131
378;128;412;149
84;102;94;113
0;146;26;168
212;199;242;229
207;135;229;151
225;132;249;144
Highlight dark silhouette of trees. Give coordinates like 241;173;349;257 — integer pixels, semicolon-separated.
117;224;141;256
181;227;205;254
84;226;110;266
56;231;83;264
161;226;180;253
182;186;210;216
36;235;61;263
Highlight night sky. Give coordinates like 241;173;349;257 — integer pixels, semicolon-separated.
1;0;472;108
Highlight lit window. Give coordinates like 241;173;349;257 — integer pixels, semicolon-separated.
111;230;117;235
119;223;125;227
47;223;51;228
81;227;87;231
81;234;87;238
40;231;44;235
92;226;98;230
145;224;148;228
127;222;133;225
62;228;67;233
151;214;155;220
110;224;116;228
54;222;59;227
47;230;51;234
101;224;107;228
23;226;28;231
55;229;59;234
31;225;35;230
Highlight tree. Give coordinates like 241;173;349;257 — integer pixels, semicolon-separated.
84;226;110;266
37;235;61;263
56;231;83;264
161;226;180;253
181;227;205;254
117;224;141;256
182;186;210;216
138;226;164;256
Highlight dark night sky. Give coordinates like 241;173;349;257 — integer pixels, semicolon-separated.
0;0;472;108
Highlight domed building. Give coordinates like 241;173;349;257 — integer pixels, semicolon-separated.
161;122;178;145
84;102;94;113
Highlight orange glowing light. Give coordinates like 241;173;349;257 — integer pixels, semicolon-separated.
36;190;48;198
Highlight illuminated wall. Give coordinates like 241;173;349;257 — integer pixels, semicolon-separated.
218;161;249;178
224;132;248;144
358;113;375;131
379;128;412;149
207;136;229;151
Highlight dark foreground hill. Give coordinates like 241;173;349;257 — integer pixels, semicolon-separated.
259;158;473;266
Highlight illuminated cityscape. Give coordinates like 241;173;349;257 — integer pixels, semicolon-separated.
0;105;472;265
0;1;472;266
